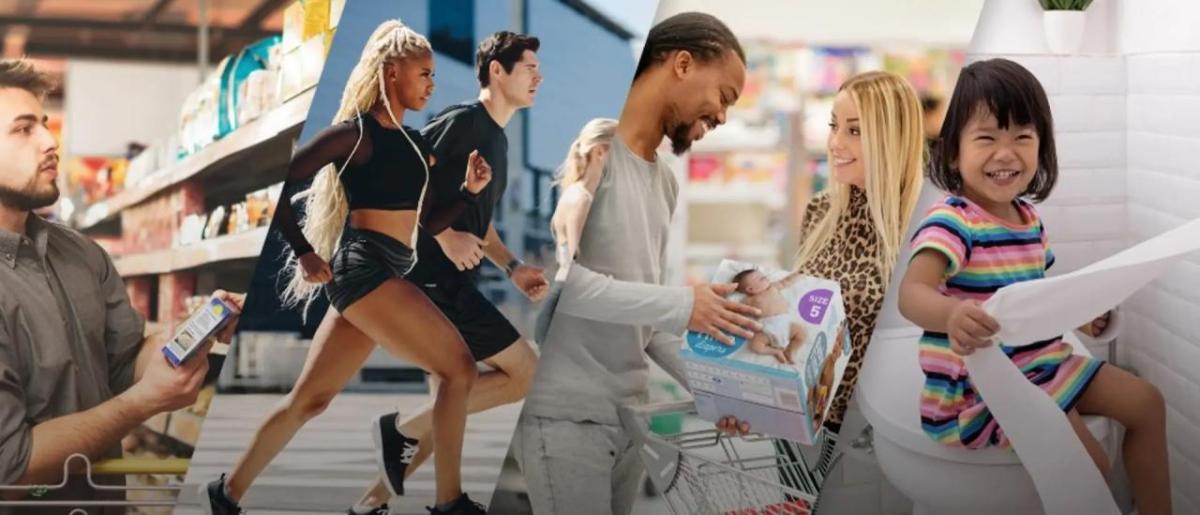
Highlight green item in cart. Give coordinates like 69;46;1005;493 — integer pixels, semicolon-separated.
649;382;685;435
649;412;684;435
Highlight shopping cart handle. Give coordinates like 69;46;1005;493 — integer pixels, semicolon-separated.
91;458;190;476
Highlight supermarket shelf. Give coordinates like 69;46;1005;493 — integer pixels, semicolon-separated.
686;242;778;260
687;182;786;209
113;227;268;277
691;120;783;153
78;87;315;230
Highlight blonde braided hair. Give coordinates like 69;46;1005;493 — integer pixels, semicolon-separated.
282;20;432;310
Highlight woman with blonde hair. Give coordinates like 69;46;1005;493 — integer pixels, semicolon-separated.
200;20;490;515
716;70;926;496
550;117;617;277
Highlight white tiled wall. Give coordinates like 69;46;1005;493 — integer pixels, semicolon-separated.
1123;51;1200;515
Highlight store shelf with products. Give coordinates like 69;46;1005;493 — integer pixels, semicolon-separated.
77;88;313;231
688;182;787;209
113;226;270;277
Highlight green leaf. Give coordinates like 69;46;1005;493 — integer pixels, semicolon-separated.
1042;0;1092;10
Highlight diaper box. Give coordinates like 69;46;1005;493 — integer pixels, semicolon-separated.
680;259;852;445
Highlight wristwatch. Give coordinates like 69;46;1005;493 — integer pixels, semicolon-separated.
504;257;525;277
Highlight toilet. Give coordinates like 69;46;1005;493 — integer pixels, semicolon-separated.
858;325;1113;515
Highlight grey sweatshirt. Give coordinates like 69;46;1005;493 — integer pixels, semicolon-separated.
523;135;696;425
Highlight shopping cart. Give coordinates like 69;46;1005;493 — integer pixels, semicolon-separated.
618;400;823;515
0;453;187;512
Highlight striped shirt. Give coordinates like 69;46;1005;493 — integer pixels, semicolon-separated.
909;195;1100;448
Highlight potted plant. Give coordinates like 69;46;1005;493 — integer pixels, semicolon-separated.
1040;0;1094;54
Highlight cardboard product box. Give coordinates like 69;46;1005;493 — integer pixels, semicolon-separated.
282;1;305;52
278;36;325;101
302;0;330;41
680;259;852;445
329;0;345;29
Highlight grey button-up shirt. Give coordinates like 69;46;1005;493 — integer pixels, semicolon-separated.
0;214;144;510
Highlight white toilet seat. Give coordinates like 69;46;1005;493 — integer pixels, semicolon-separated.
859;326;1110;465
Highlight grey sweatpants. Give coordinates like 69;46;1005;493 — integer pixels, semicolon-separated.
515;414;644;515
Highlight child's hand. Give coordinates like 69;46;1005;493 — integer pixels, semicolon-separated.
946;300;1000;355
1077;310;1112;338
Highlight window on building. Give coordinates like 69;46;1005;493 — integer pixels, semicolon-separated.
429;0;474;66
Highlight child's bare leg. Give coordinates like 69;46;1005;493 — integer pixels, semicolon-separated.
1066;409;1110;480
1076;365;1171;515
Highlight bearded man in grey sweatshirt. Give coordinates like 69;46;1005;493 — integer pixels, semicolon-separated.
515;12;753;515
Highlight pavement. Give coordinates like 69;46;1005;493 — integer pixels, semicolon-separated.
174;393;521;514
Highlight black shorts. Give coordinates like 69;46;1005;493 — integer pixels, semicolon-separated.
408;270;521;362
324;227;417;312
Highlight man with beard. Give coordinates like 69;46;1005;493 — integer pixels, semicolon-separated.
0;60;241;513
513;13;754;514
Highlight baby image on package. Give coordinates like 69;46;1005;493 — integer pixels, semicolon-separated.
681;260;852;444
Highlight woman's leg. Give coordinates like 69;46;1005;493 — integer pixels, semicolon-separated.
1076;364;1171;515
226;309;376;500
355;338;537;506
340;278;477;506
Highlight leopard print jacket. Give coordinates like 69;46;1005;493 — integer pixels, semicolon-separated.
795;187;887;431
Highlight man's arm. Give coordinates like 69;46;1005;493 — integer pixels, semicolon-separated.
646;330;689;388
555;262;695;334
2;343;210;495
7;390;153;493
483;223;549;301
482;222;515;267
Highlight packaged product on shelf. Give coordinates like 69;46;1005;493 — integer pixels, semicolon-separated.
125;141;159;190
219;36;283;136
204;205;227;240
724;151;787;185
226;202;250;235
178;213;207;247
680;259;852;444
282;1;305;52
238;68;279;126
301;0;331;42
245;188;271;228
279;35;326;101
330;0;345;30
178;73;221;158
688;153;724;183
266;182;284;220
120;184;203;253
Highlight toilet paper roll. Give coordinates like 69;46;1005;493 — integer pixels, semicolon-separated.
967;217;1200;515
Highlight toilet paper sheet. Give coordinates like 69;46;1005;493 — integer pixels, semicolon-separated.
967;217;1200;515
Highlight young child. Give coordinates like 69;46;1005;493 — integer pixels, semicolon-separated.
732;268;807;364
899;58;1171;515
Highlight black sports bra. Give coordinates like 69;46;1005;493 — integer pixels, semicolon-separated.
274;112;476;257
340;114;431;211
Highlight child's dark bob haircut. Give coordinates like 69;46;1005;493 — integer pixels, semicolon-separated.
930;58;1058;202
